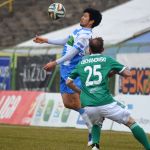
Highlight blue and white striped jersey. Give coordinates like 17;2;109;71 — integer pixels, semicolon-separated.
61;26;92;67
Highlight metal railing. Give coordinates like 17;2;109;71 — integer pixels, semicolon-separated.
0;0;14;13
0;43;150;92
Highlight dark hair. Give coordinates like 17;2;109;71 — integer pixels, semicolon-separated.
84;8;102;28
89;37;104;53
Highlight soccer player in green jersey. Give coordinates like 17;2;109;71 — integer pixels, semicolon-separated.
66;37;150;150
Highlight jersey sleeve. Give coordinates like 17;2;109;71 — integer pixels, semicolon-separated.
68;66;79;80
109;57;126;73
73;34;89;53
48;36;69;45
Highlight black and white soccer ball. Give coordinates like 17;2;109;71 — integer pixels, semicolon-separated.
48;3;66;20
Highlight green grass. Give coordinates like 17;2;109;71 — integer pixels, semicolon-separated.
0;124;149;150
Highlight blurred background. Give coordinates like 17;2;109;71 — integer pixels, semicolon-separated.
0;0;129;48
0;0;131;92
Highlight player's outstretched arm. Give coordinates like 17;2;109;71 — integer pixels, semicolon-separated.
43;48;79;72
33;36;48;43
43;61;57;71
33;35;69;46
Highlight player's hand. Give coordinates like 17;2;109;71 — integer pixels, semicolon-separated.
43;61;57;71
33;35;48;43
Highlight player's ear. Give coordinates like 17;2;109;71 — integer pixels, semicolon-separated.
89;47;92;54
89;20;94;27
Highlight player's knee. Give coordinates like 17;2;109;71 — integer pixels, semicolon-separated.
63;101;72;109
63;101;80;109
64;103;71;109
62;93;81;109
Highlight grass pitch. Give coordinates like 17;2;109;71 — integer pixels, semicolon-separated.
0;124;149;150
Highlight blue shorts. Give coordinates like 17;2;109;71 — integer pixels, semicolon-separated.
60;65;81;94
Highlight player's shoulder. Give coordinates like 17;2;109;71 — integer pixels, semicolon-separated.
78;34;91;39
95;54;109;59
77;32;92;41
103;55;116;62
103;55;111;59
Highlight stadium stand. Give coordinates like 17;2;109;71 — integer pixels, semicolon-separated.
0;0;129;48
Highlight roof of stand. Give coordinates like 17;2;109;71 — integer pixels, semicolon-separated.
17;0;150;47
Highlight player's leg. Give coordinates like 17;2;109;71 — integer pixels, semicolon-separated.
62;92;93;127
88;118;104;147
61;93;81;109
60;75;92;123
62;92;94;147
102;101;150;150
61;79;88;115
125;117;150;150
108;101;150;150
60;68;82;110
60;76;93;144
88;131;92;146
60;64;99;146
84;107;104;150
91;124;102;150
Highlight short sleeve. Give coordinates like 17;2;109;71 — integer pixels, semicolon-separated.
109;57;126;73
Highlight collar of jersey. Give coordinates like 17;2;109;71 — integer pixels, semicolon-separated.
91;54;102;56
81;27;92;31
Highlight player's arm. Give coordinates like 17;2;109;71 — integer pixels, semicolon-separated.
108;70;117;78
109;67;131;78
73;35;89;54
43;48;79;71
109;57;131;78
33;35;69;46
66;78;81;94
43;36;88;71
119;67;131;77
55;36;89;64
66;68;81;94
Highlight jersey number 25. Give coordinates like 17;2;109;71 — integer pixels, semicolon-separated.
84;65;102;86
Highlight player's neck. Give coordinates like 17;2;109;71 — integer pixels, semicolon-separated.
91;53;102;56
80;24;92;30
81;26;92;31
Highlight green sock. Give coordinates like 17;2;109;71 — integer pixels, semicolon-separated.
92;125;101;144
130;123;150;150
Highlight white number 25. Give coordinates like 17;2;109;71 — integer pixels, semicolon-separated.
84;65;102;86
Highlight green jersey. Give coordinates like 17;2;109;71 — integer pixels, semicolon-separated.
69;54;125;107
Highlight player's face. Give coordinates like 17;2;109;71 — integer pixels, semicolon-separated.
80;12;94;28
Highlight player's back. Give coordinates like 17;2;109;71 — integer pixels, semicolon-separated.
76;54;118;106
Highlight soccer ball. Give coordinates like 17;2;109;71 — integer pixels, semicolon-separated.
48;3;66;20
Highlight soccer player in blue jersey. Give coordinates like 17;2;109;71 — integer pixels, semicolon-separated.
66;37;150;150
33;8;102;145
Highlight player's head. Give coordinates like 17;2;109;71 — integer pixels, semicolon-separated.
89;37;104;54
80;8;102;28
